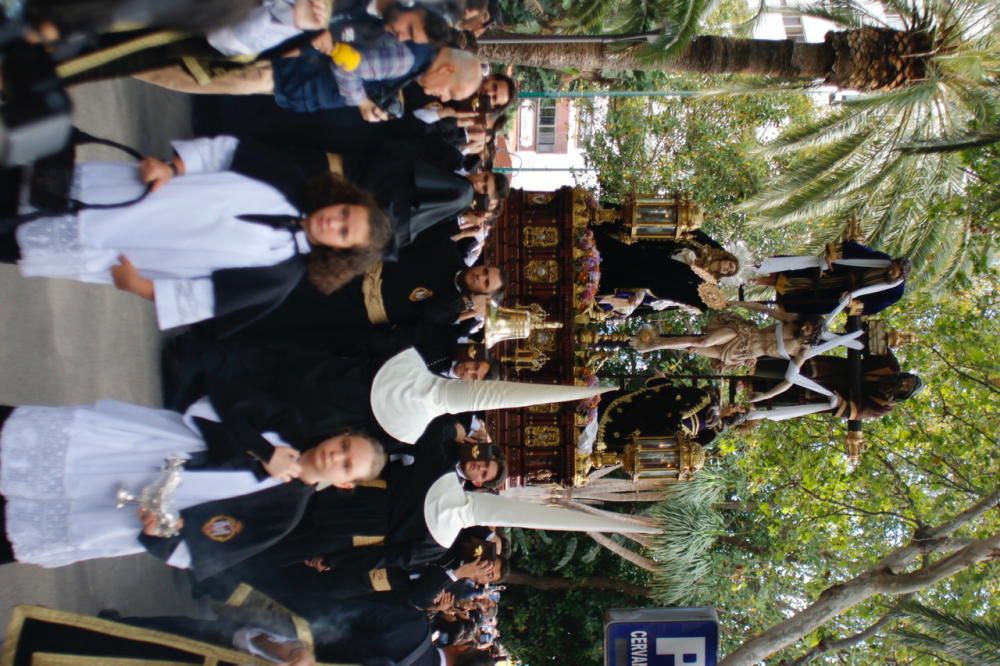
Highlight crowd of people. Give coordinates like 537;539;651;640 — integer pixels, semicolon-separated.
0;1;559;665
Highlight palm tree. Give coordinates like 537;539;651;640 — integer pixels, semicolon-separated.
890;601;1000;665
647;467;727;604
734;1;998;283
484;0;998;283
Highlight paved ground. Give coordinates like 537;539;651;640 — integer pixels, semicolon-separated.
0;78;207;632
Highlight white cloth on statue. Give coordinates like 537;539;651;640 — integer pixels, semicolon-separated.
757;255;893;274
0;401;281;568
671;248;697;266
207;0;301;57
16;137;307;330
762;328;866;402
746;397;840;422
820;278;905;323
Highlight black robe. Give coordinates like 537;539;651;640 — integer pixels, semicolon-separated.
776;241;906;316
162;322;465;411
597;382;719;450
594;229;713;312
342;139;474;253
137;395;371;581
229;232;471;343
193;417;466;614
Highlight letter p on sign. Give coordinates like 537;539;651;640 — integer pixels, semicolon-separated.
655;637;706;666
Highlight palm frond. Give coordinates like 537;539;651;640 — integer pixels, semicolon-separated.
755;108;870;157
793;0;889;29
898;131;1000;153
647;468;730;605
633;0;720;64
558;0;618;33
890;602;1000;666
727;0;769;39
740;130;877;217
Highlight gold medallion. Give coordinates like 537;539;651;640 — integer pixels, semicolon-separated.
201;515;243;542
409;287;434;302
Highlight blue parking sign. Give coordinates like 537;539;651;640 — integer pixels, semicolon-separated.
605;608;719;666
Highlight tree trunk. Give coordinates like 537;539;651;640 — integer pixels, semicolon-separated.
479;33;835;80
587;531;658;572
481;29;931;92
505;570;653;598
719;532;1000;665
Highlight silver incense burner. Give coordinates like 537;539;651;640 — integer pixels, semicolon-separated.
116;454;185;537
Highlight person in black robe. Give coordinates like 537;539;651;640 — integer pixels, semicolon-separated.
190;415;505;615
593;229;729;313
1;135;393;336
225;230;503;344
758;241;909;316
0;398;387;573
161;323;498;411
749;352;923;421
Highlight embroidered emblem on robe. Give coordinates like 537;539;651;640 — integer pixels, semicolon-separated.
409;287;434;302
201;515;243;542
369;568;391;591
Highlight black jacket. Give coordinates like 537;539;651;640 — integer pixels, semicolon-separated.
198;139;338;337
343;138;473;252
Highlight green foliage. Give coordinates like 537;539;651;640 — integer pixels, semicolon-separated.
499;586;627;665
502;529;652;665
890;602;1000;665
577;88;817;258
736;0;999;288
658;269;1000;661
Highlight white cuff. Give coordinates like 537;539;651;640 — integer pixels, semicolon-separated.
171;136;240;174
153;277;216;329
165;541;192;569
413;107;441;124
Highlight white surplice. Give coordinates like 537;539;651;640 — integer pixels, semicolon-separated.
0;401;282;568
15;136;308;329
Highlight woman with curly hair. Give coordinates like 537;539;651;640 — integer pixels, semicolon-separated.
3;135;391;336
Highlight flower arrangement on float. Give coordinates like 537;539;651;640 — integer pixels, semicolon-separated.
572;227;601;315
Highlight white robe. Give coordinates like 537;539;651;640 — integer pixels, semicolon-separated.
207;0;302;57
16;136;308;330
0;401;281;568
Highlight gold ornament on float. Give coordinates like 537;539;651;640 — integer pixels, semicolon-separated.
524;259;559;283
523;226;559;248
524;425;561;448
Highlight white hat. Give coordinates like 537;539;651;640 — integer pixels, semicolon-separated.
371;348;607;443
